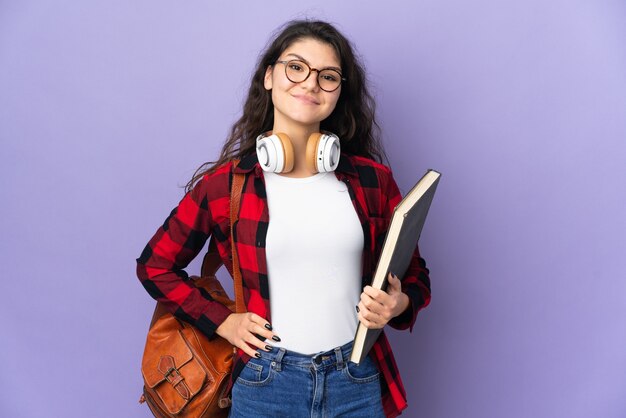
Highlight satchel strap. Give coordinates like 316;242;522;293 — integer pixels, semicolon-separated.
198;159;246;314
230;161;246;314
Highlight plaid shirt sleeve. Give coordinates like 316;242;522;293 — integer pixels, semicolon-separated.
136;165;233;339
380;167;432;332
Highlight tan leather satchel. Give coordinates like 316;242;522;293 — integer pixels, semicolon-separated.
139;163;245;417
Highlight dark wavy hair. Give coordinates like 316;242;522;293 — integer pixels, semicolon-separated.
186;19;387;191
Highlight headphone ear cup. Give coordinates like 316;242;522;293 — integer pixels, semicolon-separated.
275;133;295;173
305;133;322;173
256;132;295;173
306;132;341;173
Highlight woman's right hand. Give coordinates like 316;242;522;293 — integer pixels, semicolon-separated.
215;312;280;358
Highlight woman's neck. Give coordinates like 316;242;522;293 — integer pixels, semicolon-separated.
271;122;321;177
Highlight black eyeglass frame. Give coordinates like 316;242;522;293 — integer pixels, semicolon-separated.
274;59;346;92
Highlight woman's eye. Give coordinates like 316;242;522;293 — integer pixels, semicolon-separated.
289;64;304;72
321;73;338;82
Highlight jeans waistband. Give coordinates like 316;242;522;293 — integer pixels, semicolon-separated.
257;340;354;371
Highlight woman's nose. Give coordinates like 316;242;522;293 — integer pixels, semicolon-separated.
301;70;321;91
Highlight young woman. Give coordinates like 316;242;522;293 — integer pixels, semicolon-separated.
137;20;431;418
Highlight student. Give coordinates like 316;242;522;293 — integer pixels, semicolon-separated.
137;19;431;418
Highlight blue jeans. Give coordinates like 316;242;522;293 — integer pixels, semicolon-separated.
229;341;385;418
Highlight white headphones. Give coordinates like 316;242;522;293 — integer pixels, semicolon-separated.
255;131;341;173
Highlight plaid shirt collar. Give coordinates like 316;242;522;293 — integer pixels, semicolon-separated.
233;151;360;178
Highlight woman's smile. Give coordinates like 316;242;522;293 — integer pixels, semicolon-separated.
291;93;320;105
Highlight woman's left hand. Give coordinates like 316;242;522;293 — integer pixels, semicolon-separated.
357;272;410;329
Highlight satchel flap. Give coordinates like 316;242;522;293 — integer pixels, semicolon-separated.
142;318;207;414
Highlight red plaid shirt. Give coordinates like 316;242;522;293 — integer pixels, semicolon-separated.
137;152;431;417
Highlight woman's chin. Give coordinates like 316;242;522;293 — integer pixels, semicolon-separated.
277;112;330;130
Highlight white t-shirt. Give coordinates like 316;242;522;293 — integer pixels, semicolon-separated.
263;171;364;354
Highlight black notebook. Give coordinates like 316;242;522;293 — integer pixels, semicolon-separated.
349;169;441;364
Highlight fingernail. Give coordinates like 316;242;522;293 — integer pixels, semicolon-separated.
272;335;281;342
355;306;360;313
265;345;272;351
255;352;261;358
264;323;273;331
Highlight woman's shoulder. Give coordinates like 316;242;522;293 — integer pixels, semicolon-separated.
343;154;395;189
196;157;243;182
344;154;393;175
188;160;234;200
181;159;236;225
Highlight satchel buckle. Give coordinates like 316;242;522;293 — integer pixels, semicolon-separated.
158;356;191;400
163;365;185;389
164;366;182;383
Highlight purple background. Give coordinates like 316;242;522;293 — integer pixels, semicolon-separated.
1;1;625;417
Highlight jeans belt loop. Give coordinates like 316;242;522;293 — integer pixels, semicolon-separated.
274;348;286;372
335;346;344;371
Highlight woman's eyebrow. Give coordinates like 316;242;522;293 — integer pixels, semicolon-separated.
284;53;342;72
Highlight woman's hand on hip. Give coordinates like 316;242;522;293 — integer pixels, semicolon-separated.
357;272;410;329
215;312;279;358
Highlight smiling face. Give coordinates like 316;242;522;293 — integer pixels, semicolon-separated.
264;37;342;133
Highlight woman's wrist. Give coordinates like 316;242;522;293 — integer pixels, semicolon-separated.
394;292;410;318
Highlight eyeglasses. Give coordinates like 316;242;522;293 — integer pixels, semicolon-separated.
274;59;345;92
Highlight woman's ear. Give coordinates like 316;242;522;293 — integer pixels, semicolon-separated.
264;65;273;90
